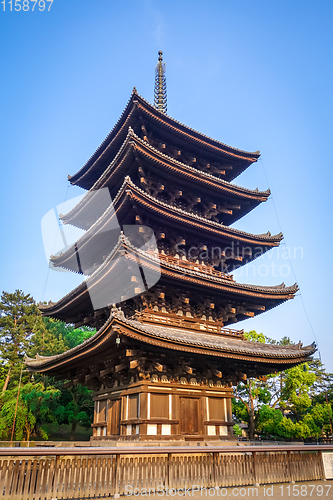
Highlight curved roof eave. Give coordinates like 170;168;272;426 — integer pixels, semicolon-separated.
25;311;316;373
43;235;298;320
60;174;280;243
62;130;268;228
52;177;282;272
68;90;260;188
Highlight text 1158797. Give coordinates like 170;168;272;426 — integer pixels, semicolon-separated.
1;0;53;11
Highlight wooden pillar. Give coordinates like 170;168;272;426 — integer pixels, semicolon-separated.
140;391;148;437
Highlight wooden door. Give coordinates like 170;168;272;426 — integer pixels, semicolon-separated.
180;397;199;435
107;399;121;436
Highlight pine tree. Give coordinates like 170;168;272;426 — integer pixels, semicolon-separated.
27;317;69;358
0;290;38;392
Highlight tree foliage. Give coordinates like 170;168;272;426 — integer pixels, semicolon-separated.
0;382;60;441
0;289;96;441
0;290;38;391
233;331;333;441
54;384;94;440
0;290;37;362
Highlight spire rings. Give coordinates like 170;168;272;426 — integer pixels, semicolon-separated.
154;51;167;114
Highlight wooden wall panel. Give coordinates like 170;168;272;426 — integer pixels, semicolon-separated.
128;394;139;419
107;399;121;435
150;394;169;418
180;397;199;434
209;397;225;421
98;400;107;422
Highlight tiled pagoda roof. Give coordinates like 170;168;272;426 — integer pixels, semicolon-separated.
52;175;282;273
68;90;260;189
42;234;298;325
62;130;269;230
25;309;316;376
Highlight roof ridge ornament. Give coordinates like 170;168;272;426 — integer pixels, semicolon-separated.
110;305;125;321
154;51;167;114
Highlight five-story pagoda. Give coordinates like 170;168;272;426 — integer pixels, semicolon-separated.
26;53;316;442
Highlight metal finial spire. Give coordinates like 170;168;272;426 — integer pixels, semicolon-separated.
154;51;167;114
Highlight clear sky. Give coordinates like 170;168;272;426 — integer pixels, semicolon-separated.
1;1;332;371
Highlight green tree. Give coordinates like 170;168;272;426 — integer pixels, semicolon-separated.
279;364;316;419
27;317;69;358
306;403;333;438
233;424;243;438
233;330;269;439
257;405;283;436
0;290;38;392
28;316;96;440
59;324;96;350
255;378;333;441
0;381;60;441
0;290;96;441
244;330;266;343
232;331;324;441
28;318;96;440
55;384;94;440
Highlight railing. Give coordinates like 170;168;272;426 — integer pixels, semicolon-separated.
0;444;330;499
157;253;234;281
137;310;244;337
220;327;244;337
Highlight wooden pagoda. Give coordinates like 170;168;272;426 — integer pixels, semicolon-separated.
26;53;316;443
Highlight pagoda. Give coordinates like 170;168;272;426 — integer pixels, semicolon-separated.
26;53;316;442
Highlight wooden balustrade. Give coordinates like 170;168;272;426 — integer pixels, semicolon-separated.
138;310;244;337
157;253;234;281
0;444;329;499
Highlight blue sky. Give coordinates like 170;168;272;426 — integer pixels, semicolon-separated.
1;1;332;371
